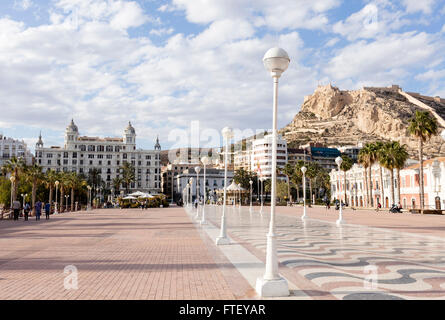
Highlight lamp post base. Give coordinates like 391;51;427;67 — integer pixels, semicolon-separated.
215;236;230;245
255;277;289;297
336;218;345;226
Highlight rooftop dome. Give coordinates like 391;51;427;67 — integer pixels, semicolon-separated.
66;119;78;132
125;121;136;134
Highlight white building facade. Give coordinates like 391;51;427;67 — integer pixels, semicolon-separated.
0;134;33;167
176;168;234;202
35;120;162;193
250;134;287;179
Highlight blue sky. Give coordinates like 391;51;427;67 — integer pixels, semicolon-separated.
0;0;444;153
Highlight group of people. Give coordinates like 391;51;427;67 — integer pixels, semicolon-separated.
11;200;52;221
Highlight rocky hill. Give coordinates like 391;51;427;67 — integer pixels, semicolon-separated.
280;84;445;158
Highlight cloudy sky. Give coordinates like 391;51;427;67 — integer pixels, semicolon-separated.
1;0;444;152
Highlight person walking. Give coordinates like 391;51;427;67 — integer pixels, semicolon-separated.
12;199;21;221
45;202;51;220
24;202;30;221
35;200;42;221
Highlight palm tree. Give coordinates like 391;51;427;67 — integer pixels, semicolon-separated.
393;142;409;206
408;110;438;211
121;162;135;193
58;172;69;212
45;169;58;206
378;142;397;207
373;141;386;207
306;162;320;205
24;164;44;214
2;157;25;202
112;177;123;197
358;147;371;207
339;155;353;205
281;164;294;202
293;161;305;202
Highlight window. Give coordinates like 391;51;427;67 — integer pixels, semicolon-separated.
147;161;151;166
63;159;68;165
123;153;127;159
89;160;93;165
46;153;53;158
116;160;120;165
72;160;77;165
106;146;113;152
88;145;95;152
98;161;102;165
146;155;151;160
106;155;112;159
80;145;86;151
88;154;94;159
64;152;69;158
97;154;104;159
72;152;77;158
97;145;104;152
47;160;51;165
80;160;84;165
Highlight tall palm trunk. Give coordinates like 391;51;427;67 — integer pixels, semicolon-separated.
31;179;37;215
309;178;313;205
419;138;425;211
368;166;373;207
60;187;65;212
286;175;291;202
295;184;300;202
363;167;369;207
379;166;385;207
397;168;401;206
389;169;395;206
71;188;74;211
49;186;53;207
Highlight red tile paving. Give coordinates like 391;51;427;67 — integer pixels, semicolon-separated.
0;207;247;300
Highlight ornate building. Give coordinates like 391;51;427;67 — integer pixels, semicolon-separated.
35;120;162;194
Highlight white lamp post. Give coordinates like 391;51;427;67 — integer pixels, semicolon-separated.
201;156;210;225
238;183;242;209
9;176;15;214
249;179;253;212
301;166;307;220
65;195;69;212
55;180;59;214
21;193;27;216
194;166;201;219
256;47;290;297
186;182;190;206
189;178;194;208
259;177;265;213
87;185;92;211
335;156;345;226
216;127;233;245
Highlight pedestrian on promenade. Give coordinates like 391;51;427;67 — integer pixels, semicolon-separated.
24;202;30;221
35;200;42;221
12;199;21;221
375;202;381;212
45;202;51;220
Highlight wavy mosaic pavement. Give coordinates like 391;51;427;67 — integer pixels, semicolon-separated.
201;205;445;300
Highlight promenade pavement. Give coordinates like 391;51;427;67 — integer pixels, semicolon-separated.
200;204;445;300
0;207;251;300
2;204;445;300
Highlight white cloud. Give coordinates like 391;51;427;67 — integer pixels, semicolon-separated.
402;0;436;14
324;32;444;85
171;0;341;30
333;3;410;41
14;0;33;10
149;27;174;37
